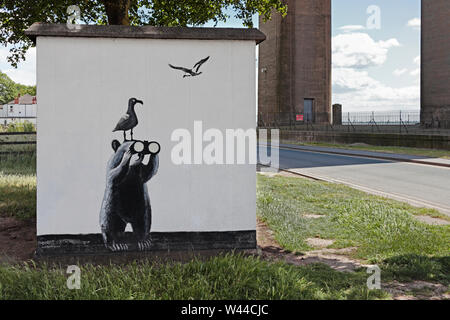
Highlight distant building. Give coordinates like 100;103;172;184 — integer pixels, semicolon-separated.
1;94;37;124
421;0;450;128
258;0;332;126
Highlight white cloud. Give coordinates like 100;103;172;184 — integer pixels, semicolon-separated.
333;68;419;111
390;56;420;79
332;33;400;68
338;25;365;33
0;46;36;86
332;32;418;111
407;18;421;30
393;68;408;76
409;56;421;77
410;68;420;76
333;68;378;92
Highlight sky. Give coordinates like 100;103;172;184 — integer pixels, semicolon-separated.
331;0;421;112
0;0;421;112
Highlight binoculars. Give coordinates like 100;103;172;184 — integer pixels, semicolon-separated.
130;140;161;155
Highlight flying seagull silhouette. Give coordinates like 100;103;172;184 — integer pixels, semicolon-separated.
113;97;143;141
169;56;210;78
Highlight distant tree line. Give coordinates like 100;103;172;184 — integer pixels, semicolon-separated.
0;71;36;105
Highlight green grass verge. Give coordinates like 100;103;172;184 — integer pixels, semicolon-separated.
0;254;387;300
283;140;450;159
0;153;36;220
0;154;448;294
257;174;450;263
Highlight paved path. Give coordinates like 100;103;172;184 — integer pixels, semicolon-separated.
258;144;450;215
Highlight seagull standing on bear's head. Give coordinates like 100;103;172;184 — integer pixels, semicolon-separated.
169;56;210;78
113;97;143;141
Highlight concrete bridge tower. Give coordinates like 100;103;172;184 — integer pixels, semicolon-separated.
421;0;450;128
258;0;332;127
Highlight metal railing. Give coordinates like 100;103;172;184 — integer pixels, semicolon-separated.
342;111;420;125
257;110;450;135
0;116;37;126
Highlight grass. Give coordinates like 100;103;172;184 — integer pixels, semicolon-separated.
0;153;448;299
382;254;450;285
282;140;450;159
257;174;450;263
0;254;388;300
0;153;36;220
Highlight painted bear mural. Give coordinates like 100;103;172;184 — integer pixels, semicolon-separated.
99;138;160;252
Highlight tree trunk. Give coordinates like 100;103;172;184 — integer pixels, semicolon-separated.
102;0;130;25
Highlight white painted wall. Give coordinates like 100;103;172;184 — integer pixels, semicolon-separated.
36;36;256;235
1;104;37;118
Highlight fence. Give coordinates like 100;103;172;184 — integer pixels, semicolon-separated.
257;110;450;135
0;116;37;126
343;111;420;125
0;131;36;155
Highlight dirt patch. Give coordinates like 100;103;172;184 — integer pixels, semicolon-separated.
303;214;324;219
277;171;303;178
305;238;334;248
383;280;450;300
256;220;449;299
256;167;311;180
0;217;36;263
256;219;364;272
257;172;279;178
413;215;450;226
256;219;280;249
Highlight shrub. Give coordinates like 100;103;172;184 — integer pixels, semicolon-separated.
4;120;36;133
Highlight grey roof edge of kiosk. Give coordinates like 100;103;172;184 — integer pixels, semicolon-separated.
25;23;266;44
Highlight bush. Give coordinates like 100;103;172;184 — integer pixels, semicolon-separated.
3;120;36;133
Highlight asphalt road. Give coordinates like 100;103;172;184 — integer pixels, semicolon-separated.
258;145;450;215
